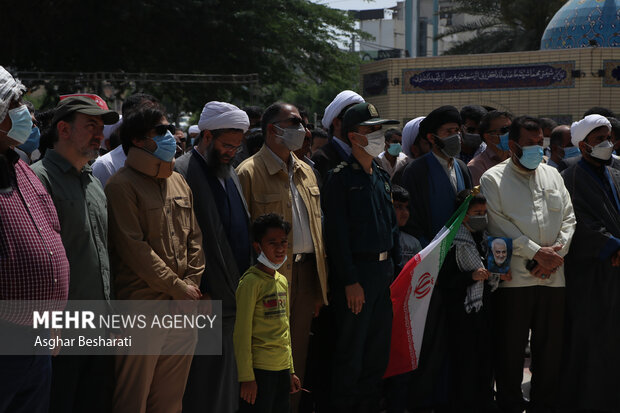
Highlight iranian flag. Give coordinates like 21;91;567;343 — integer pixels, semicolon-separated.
384;194;472;378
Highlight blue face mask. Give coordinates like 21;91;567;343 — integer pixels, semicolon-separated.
496;132;510;151
18;126;40;154
152;131;177;162
563;146;580;159
1;105;33;144
517;144;543;170
387;143;402;156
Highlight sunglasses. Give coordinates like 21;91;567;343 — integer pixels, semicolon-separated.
154;124;176;135
488;126;510;136
273;117;305;128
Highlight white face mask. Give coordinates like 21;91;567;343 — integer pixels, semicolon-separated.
274;124;306;151
588;140;614;161
257;251;287;271
356;130;385;158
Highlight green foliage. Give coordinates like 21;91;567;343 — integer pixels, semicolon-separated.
1;0;363;116
440;0;565;55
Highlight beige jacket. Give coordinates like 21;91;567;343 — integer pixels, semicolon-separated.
236;145;328;304
105;148;205;300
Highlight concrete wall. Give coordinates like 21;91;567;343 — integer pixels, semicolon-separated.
360;47;620;126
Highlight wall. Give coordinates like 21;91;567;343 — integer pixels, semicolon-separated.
360;47;620;126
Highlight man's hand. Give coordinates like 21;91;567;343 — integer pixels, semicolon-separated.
533;245;564;271
472;268;490;281
345;283;365;315
240;381;257;405
612;250;620;267
172;283;202;301
530;264;554;279
290;374;301;394
500;270;512;281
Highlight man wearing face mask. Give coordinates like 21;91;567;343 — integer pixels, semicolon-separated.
30;96;119;413
105;102;205;413
311;90;364;186
0;66;70;413
480;116;575;413
401;105;473;246
14;100;39;164
236;102;327;413
560;114;620;413
546;125;574;169
458;105;487;164
376;128;408;179
321;102;400;412
175;101;253;413
468;110;513;186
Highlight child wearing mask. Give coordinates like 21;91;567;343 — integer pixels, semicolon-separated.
233;213;301;412
446;189;510;412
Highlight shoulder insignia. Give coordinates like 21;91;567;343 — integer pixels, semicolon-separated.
334;161;348;173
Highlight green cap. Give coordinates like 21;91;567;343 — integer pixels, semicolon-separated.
52;96;119;125
342;102;399;137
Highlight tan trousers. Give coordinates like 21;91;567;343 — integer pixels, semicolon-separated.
290;257;322;413
113;326;197;413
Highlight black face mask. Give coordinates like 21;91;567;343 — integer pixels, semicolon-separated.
434;133;461;158
462;133;482;149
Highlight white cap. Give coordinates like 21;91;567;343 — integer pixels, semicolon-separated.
188;125;200;135
321;90;365;129
570;114;611;146
0;66;26;123
198;101;249;133
402;117;425;157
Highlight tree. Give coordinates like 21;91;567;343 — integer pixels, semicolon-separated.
439;0;565;55
0;0;363;114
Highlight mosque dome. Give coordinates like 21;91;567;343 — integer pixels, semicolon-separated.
540;0;620;50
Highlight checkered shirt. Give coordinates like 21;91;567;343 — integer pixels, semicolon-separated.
0;154;69;325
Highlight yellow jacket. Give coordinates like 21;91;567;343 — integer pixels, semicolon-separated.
105;148;205;300
233;266;294;382
236;146;328;304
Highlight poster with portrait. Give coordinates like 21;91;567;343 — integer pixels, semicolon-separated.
487;237;512;274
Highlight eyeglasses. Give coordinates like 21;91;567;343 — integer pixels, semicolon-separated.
487;126;510;136
218;141;242;154
273;117;305;128
154;124;176;135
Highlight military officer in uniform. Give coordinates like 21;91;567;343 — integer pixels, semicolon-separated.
322;102;401;412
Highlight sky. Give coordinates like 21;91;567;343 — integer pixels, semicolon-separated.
314;0;399;12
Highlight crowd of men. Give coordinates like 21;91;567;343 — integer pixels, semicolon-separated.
1;63;620;413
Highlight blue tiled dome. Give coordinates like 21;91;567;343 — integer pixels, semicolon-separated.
541;0;620;50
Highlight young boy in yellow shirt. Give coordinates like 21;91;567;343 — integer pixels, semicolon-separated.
234;213;301;412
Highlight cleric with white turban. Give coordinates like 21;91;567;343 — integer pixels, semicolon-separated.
570;114;611;147
321;90;364;131
0;66;26;123
402;116;425;158
198;101;250;133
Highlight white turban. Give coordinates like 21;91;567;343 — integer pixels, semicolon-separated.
188;125;200;135
402;117;425;158
321;90;365;129
570;114;611;147
0;66;26;123
103;115;122;142
198;101;249;132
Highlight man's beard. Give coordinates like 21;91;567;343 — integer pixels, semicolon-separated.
206;142;232;179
